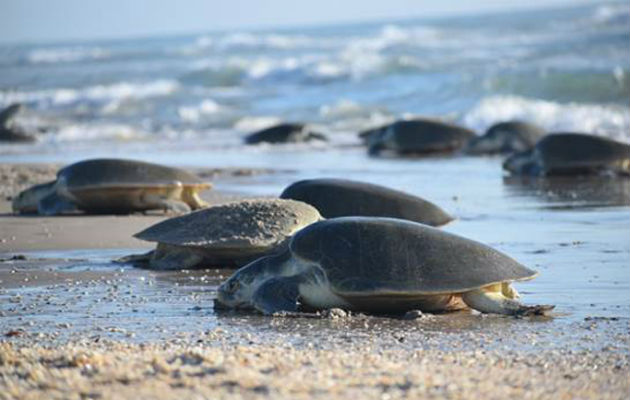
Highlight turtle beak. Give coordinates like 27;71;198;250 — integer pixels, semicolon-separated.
503;150;533;174
216;273;255;310
216;250;293;310
215;280;240;308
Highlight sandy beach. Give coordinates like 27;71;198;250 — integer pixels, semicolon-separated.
1;163;629;400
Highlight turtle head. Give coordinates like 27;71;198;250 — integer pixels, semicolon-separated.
503;149;540;176
216;251;290;309
11;181;56;214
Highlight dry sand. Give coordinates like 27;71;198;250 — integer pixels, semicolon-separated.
1;163;629;400
2;340;628;400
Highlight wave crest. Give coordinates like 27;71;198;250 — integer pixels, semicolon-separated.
26;46;110;64
0;80;179;107
463;95;630;142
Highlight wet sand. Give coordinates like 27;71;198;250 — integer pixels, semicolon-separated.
1;163;629;400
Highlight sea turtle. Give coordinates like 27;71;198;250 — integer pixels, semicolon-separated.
121;198;322;269
358;123;389;144
12;158;212;215
244;123;328;144
280;178;453;226
216;217;554;316
466;121;545;155
503;133;630;176
0;103;36;143
366;118;476;156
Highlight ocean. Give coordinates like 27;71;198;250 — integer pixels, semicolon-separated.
0;1;628;163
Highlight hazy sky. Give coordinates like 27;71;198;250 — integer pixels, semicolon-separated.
1;0;594;44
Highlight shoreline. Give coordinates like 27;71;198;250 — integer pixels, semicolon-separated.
1;162;628;400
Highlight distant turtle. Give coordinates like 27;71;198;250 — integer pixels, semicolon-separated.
217;217;554;316
12;158;212;215
503;133;630;176
366;119;475;156
280;178;453;226
121;198;322;269
358;124;389;144
466;121;545;155
0;103;36;143
244;123;328;144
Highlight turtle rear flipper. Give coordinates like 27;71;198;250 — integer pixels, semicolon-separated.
462;288;554;316
141;183;191;214
159;199;191;214
252;276;302;315
182;185;210;210
38;192;78;215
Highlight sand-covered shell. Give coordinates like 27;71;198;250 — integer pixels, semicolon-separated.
131;198;323;268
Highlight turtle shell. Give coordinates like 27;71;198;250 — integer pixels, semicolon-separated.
280;178;453;226
58;158;206;189
289;217;536;295
135;198;322;250
467;121;544;154
536;133;630;173
484;121;544;145
378;119;475;153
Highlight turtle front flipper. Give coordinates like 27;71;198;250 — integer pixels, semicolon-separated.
461;287;554;316
114;250;153;267
252;276;302;315
38;191;78;215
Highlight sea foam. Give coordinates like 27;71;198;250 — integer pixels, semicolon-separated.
0;80;179;107
26;46;110;64
463;95;630;142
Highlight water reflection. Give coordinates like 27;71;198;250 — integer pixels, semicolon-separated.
502;176;630;209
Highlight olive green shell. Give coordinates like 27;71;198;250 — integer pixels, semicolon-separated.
290;217;536;295
58;158;206;189
280;178;452;226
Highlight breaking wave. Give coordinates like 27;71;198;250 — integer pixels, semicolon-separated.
49;123;148;142
462;95;630;142
26;46;111;64
0;80;179;107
